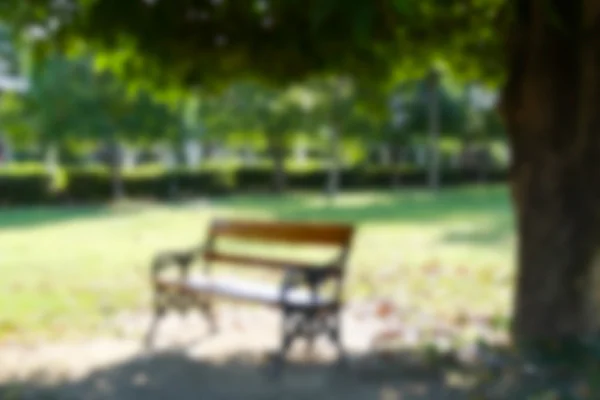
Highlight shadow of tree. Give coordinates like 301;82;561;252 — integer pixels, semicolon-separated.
1;344;592;400
439;219;515;246
0;206;140;231
0;349;468;400
211;187;512;225
0;187;511;231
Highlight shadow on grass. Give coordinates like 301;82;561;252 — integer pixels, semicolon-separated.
0;206;139;231
0;345;591;400
440;218;515;246
212;186;512;225
0;186;512;231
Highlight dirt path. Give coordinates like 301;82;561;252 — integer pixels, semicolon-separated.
0;305;496;400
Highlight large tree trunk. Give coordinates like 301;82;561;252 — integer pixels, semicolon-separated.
427;69;441;191
500;0;600;344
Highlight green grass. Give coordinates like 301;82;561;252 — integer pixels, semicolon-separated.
0;185;515;342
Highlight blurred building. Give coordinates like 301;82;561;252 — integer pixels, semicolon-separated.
0;23;29;166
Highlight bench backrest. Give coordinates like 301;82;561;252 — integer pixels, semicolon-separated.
203;219;354;273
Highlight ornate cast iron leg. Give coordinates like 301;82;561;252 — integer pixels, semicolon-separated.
328;310;346;366
198;301;217;334
145;287;168;350
268;308;302;378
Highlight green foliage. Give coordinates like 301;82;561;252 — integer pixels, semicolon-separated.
0;23;21;76
0;161;509;205
0;53;181;148
0;92;33;146
65;166;234;202
392;77;465;140
0;164;55;204
1;0;507;93
199;80;317;159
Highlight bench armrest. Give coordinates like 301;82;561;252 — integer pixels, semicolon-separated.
151;246;204;279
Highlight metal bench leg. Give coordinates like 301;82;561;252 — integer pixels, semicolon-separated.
145;302;166;350
305;311;328;358
268;309;302;378
328;311;346;366
198;301;218;335
305;319;317;357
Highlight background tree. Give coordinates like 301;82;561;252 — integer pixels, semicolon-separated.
460;84;503;181
1;52;179;198
303;76;394;197
0;23;28;162
85;70;179;199
392;74;466;187
201;82;313;192
302;77;354;198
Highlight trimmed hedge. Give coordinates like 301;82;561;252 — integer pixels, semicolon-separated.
65;166;235;202
235;166;509;191
0;163;509;205
0;164;56;205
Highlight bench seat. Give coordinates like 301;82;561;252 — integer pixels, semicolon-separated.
157;274;334;308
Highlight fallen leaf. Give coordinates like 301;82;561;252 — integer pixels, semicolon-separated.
453;311;469;328
456;265;470;277
422;259;442;276
375;300;396;319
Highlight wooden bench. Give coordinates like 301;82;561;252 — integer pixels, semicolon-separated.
146;219;354;366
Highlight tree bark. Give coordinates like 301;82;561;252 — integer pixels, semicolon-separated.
476;144;491;184
0;135;11;164
379;144;391;166
500;0;600;344
44;142;59;174
427;69;441;191
107;138;124;201
326;123;341;199
326;77;349;199
391;144;402;189
167;142;181;200
268;134;286;193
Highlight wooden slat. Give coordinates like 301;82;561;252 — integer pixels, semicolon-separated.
209;219;354;246
155;279;341;310
203;251;342;275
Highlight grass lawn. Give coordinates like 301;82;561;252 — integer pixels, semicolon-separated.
0;185;515;342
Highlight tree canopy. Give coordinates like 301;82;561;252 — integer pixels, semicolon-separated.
0;53;180;150
1;0;507;92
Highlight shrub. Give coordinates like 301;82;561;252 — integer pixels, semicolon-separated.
234;166;274;191
0;164;55;205
234;161;326;191
288;168;329;189
65;167;113;201
0;161;510;205
169;168;235;197
64;165;235;202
